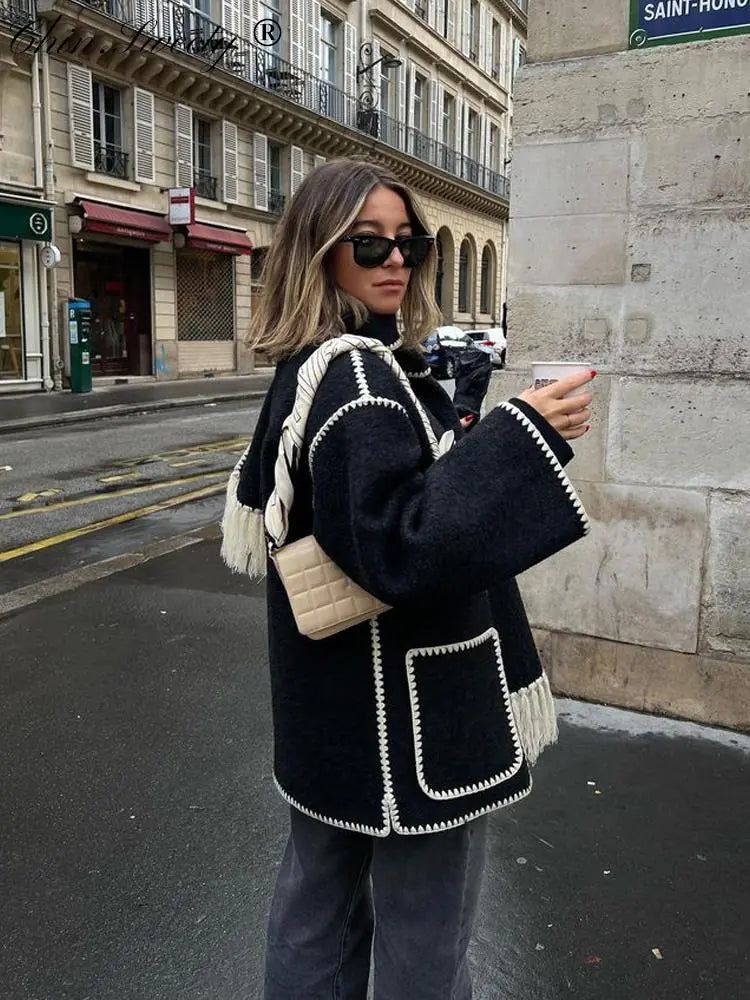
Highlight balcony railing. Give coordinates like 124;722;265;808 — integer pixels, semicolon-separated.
194;169;217;200
268;190;286;214
76;0;510;202
94;140;129;179
1;0;35;25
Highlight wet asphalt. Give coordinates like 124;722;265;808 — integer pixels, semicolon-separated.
2;539;748;1000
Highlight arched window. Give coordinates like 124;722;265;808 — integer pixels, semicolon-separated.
458;239;472;313
480;244;493;314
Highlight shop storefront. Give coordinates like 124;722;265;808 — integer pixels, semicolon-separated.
69;199;170;377
0;198;51;389
174;222;252;373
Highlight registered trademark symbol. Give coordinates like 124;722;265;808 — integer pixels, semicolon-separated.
254;18;282;47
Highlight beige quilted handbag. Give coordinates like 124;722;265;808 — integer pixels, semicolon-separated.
272;535;390;641
263;335;440;642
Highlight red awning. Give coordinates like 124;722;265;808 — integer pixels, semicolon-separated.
76;200;171;243
185;222;253;255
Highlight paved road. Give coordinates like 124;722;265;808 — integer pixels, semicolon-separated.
0;400;260;595
2;539;748;1000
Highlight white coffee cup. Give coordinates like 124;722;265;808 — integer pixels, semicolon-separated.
532;361;592;398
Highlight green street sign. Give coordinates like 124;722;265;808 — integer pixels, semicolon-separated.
0;201;53;242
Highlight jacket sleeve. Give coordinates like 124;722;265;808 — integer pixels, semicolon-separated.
308;395;589;605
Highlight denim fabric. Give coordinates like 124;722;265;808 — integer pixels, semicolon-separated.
263;807;488;1000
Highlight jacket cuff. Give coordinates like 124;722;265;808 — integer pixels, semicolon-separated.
508;397;574;467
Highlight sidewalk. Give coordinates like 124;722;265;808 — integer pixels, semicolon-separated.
0;371;274;435
1;537;748;999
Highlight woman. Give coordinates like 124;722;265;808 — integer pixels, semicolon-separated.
222;159;594;999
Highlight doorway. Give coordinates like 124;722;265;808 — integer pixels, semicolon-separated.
73;243;152;377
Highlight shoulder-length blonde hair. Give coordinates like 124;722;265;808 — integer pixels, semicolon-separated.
248;158;442;360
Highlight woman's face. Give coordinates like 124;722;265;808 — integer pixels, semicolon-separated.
330;185;413;314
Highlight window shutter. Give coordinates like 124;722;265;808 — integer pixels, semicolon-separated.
478;4;487;72
398;62;407;150
174;104;193;187
222;120;239;203
344;21;357;96
290;145;304;195
463;1;471;54
456;99;465;156
307;0;320;79
290;0;304;69
427;0;437;29
253;132;268;210
133;88;155;184
485;14;494;77
67;63;94;171
429;78;440;141
406;61;416;136
313;155;326;169
222;0;240;34
370;38;381;109
446;0;456;46
436;0;446;38
133;0;159;33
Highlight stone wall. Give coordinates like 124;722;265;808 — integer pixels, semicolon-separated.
486;0;750;729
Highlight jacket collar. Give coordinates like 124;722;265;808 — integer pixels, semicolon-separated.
344;311;403;350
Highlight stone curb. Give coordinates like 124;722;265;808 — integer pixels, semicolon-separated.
0;389;270;437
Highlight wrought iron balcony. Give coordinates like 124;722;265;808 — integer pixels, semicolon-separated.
1;0;35;25
268;190;286;214
194;169;217;200
94;140;129;179
71;0;509;203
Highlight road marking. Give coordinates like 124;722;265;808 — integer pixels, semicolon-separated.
99;472;141;484
168;459;206;468
17;489;63;503
113;436;247;467
0;483;226;563
0;470;231;521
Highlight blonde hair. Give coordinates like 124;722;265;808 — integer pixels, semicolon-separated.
248;158;442;360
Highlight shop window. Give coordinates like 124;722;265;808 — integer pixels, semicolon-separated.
193;115;217;200
93;80;126;179
176;251;234;342
0;241;23;380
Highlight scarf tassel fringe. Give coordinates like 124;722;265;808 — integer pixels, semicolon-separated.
510;673;559;766
220;470;268;579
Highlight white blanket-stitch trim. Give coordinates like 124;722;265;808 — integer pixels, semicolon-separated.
351;349;370;397
220;442;268;578
510;673;558;766
497;401;591;536
405;627;524;801
273;776;391;837
308;397;410;470
370;618;398;830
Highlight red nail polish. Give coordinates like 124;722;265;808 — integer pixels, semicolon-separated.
590;370;598;378
586;424;591;431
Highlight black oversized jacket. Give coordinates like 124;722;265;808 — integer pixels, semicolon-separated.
221;313;589;836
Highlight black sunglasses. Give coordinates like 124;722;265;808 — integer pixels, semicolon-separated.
338;234;435;269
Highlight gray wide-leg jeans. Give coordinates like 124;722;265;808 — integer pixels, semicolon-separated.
263;806;489;1000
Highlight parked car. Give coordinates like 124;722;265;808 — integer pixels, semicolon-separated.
467;328;507;368
424;327;476;379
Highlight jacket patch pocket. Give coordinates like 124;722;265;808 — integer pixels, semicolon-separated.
405;628;523;800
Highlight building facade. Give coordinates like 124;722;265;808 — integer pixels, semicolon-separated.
0;0;526;387
486;0;749;729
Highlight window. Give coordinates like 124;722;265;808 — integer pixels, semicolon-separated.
469;1;480;62
268;143;284;213
512;39;526;84
0;242;23;381
320;12;339;85
458;239;472;313
480;246;493;314
380;52;392;116
415;0;428;20
466;108;479;161
92;80;125;178
488;122;499;172
442;92;455;149
413;73;426;133
259;0;282;58
193;115;215;199
491;19;501;80
434;233;444;309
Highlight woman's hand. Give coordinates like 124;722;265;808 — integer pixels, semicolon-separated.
518;370;596;441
